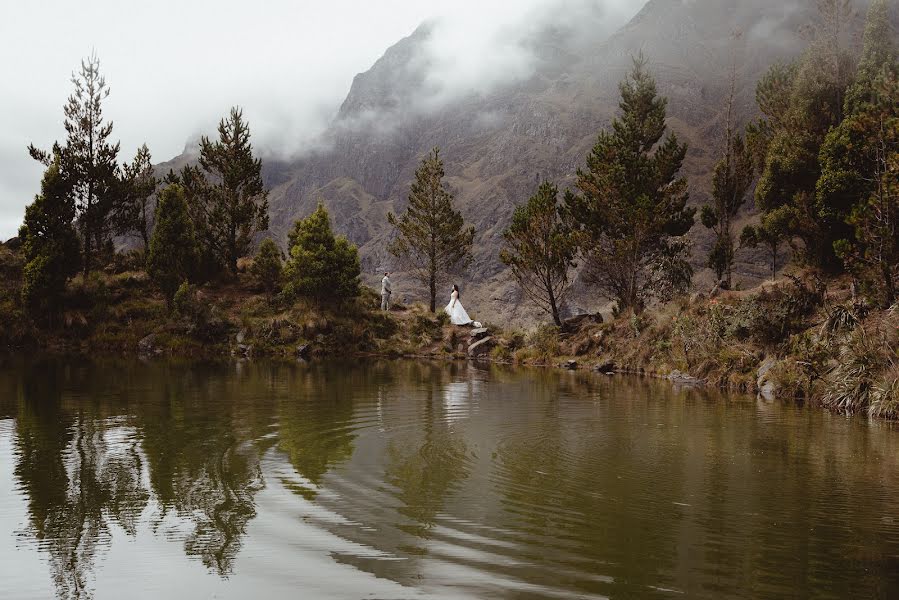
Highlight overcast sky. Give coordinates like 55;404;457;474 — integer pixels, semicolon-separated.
0;0;643;240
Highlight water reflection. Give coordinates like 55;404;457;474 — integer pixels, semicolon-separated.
1;359;899;599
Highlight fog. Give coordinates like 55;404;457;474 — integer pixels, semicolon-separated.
0;0;644;240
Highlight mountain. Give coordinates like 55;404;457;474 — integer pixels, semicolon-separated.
180;0;866;324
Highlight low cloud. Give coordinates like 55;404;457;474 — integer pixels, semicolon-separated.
0;0;644;239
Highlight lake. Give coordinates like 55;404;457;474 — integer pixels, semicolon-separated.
1;358;898;599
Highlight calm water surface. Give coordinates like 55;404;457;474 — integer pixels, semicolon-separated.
1;358;898;599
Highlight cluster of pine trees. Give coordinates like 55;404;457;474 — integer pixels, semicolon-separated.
18;1;897;332
746;0;898;307
500;0;898;324
20;53;363;322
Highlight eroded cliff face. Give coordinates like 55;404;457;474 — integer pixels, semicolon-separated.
169;0;866;324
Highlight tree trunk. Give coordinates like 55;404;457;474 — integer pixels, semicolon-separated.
548;284;561;327
429;272;436;313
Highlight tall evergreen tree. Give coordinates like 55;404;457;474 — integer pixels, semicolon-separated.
19;154;81;322
836;92;899;307
116;144;158;252
387;148;475;312
829;31;899;307
566;56;695;312
818;0;898;283
753;1;856;269
191;107;269;275
29;52;120;274
500;181;577;326
283;204;361;303
147;185;197;306
701;79;755;288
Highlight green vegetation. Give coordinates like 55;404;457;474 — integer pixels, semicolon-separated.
283;204;361;304
29;52;120;274
701;79;754;288
250;238;283;295
5;5;899;426
116;143;158;252
171;107;269;276
565;56;695;312
500;181;576;326
388;147;475;312
19;154;81;322
147;185;197;306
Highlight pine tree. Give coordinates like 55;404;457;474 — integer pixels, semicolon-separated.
283;204;361;303
566;56;695;312
833;69;899;307
251;238;283;295
817;0;898;296
500;181;577;326
116;144;158;252
701;79;754;288
753;1;856;269
191;107;269;275
387;148;475;312
19;154;81;321
29;52;120;274
147;185;197;306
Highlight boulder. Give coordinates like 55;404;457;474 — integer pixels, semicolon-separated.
667;370;704;386
469;327;490;341
138;333;161;356
468;336;495;358
594;359;616;374
296;344;311;359
756;357;778;401
564;360;578;370
236;329;247;344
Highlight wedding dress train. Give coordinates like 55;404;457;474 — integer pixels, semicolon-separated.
445;290;480;327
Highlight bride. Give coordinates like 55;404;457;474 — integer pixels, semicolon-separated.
445;284;481;327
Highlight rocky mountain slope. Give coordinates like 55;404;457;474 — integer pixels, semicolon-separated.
174;0;867;324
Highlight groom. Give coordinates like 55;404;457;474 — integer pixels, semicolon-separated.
381;272;392;311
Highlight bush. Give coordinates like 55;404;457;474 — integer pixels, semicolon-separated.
283;204;360;304
524;324;560;362
411;314;443;340
728;277;822;346
251;238;283;294
870;365;899;420
147;185;197;305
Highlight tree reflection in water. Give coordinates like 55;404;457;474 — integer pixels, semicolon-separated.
13;360;149;599
11;360;273;598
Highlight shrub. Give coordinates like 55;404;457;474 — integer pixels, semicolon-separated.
147;185;197;306
251;238;283;294
283;204;360;304
870;364;899;420
728;277;822;346
526;324;560;362
823;330;879;413
411;314;443;340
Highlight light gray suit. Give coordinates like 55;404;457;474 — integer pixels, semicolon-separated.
381;276;392;311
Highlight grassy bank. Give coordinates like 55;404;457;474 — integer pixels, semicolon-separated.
0;240;896;420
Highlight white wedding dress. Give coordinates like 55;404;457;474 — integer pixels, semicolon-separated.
445;290;479;326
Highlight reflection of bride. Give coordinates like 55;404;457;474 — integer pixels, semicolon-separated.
445;284;480;327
